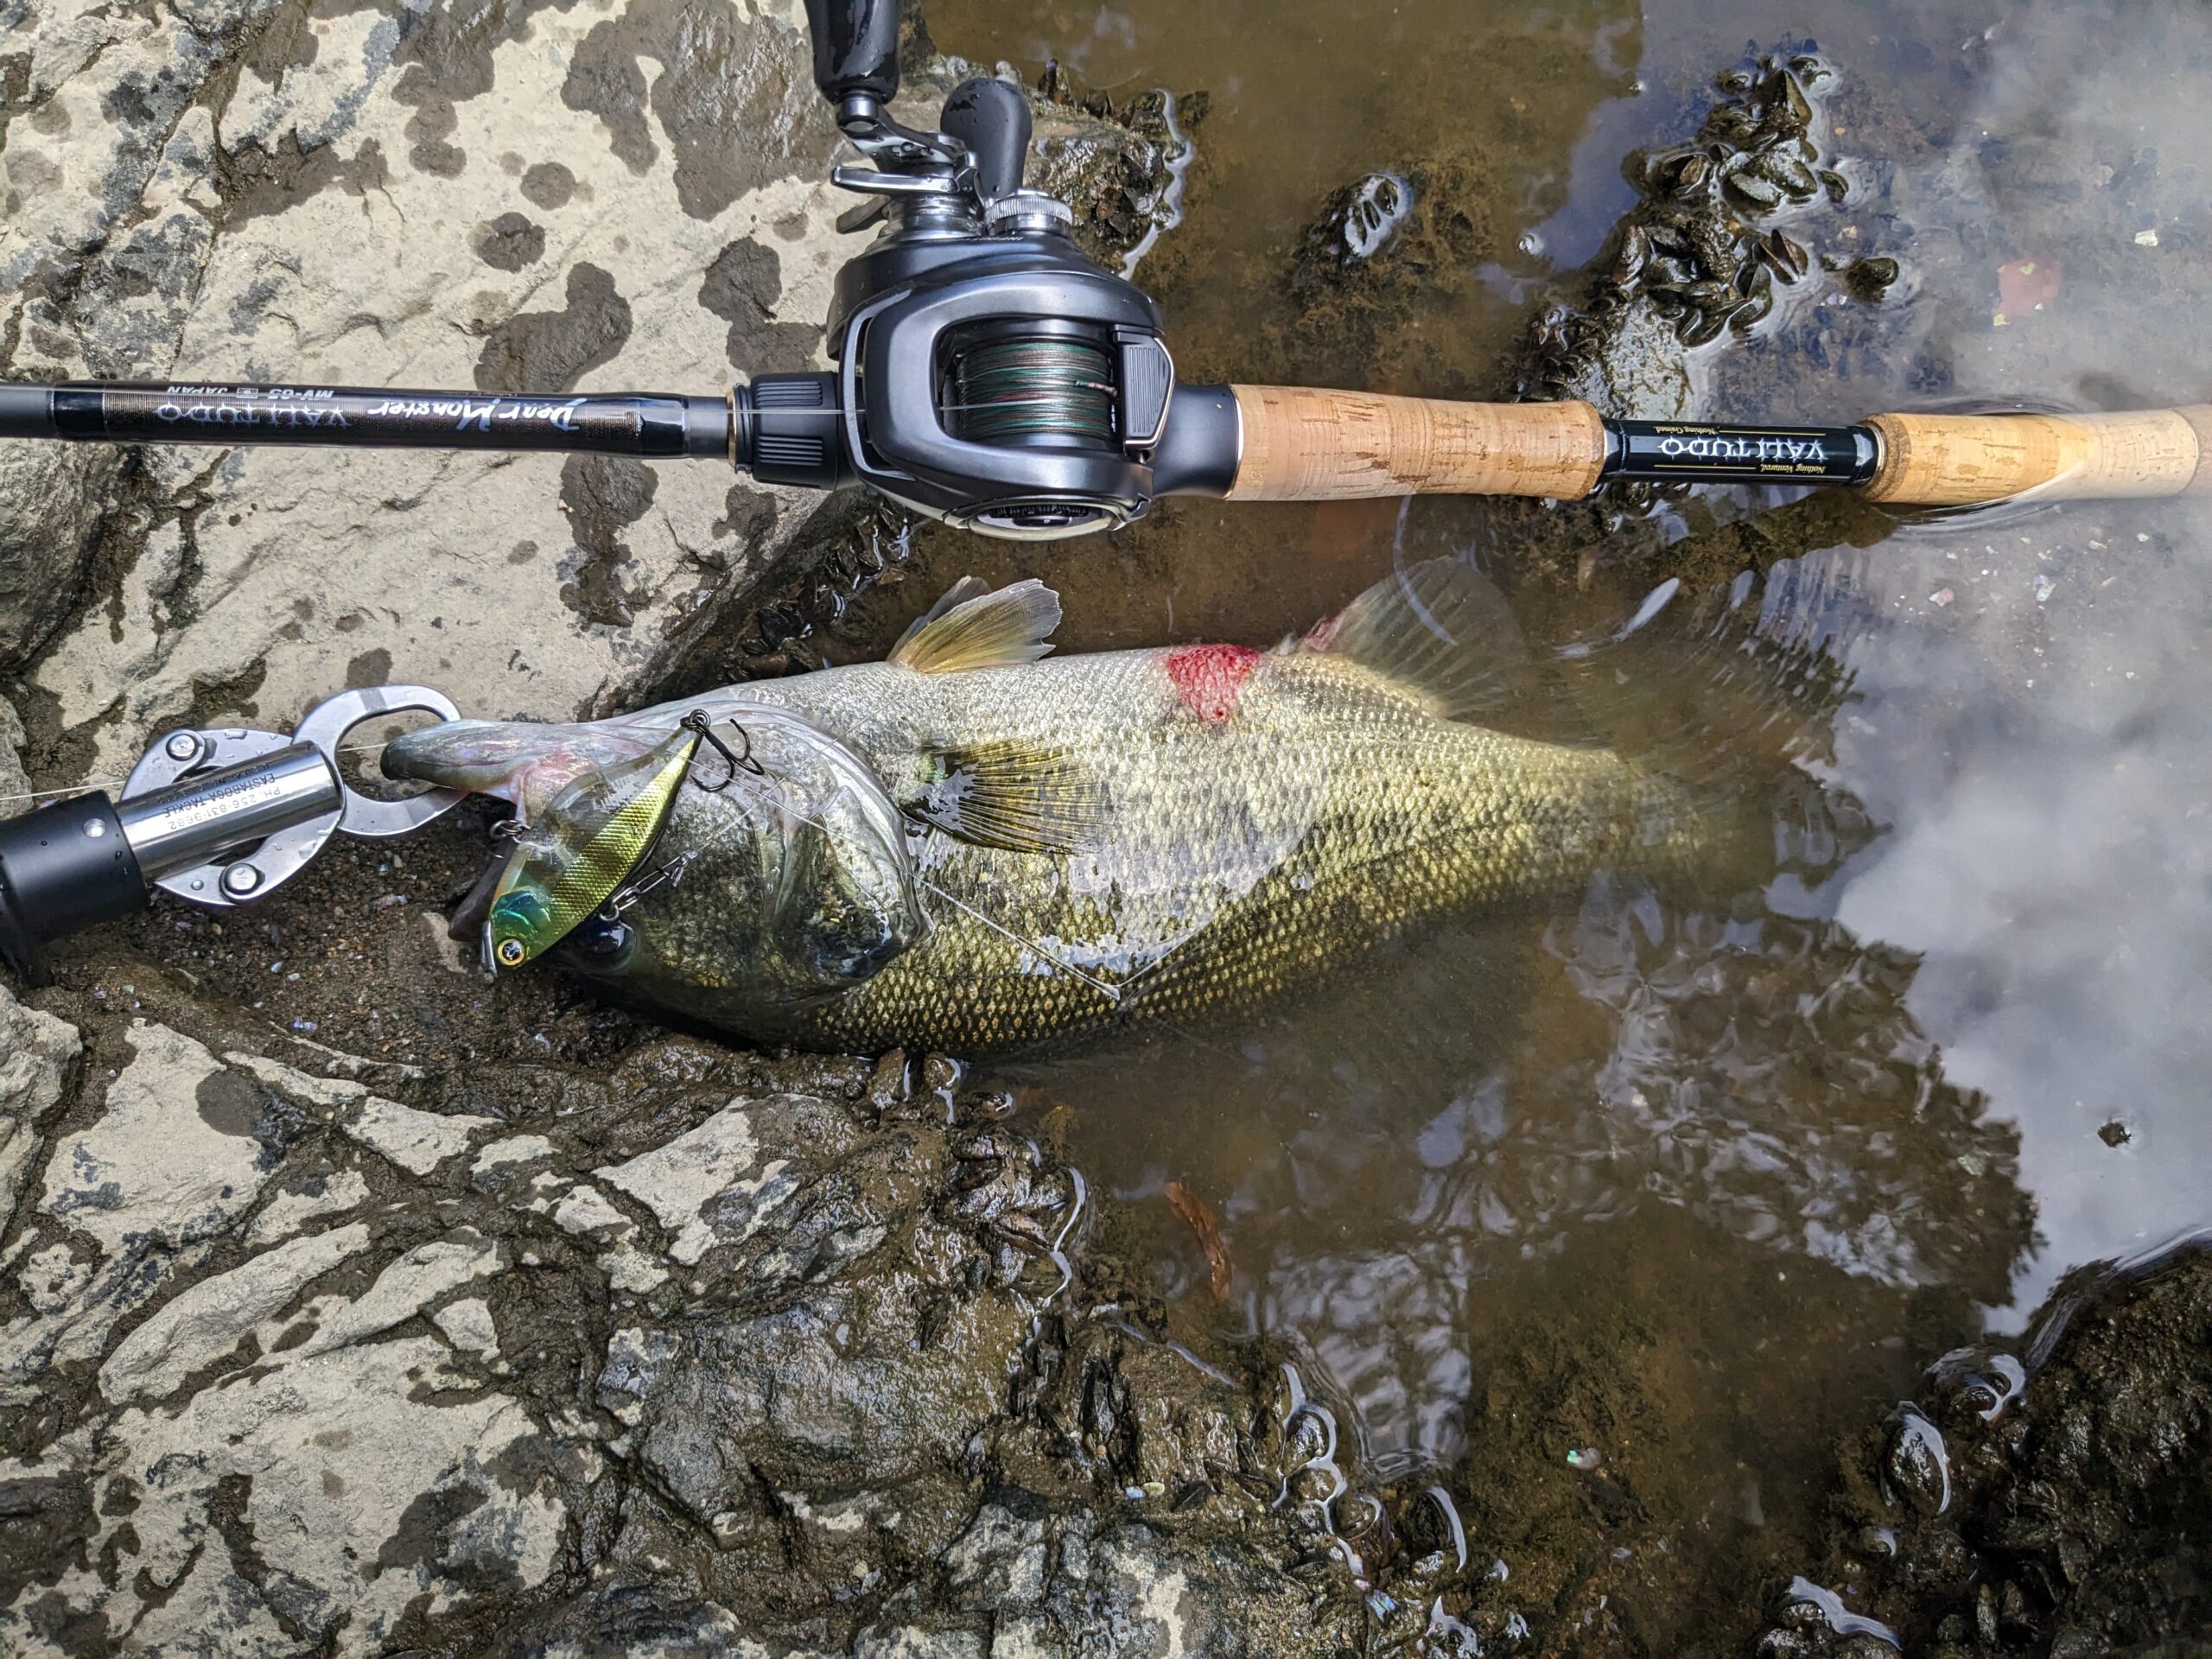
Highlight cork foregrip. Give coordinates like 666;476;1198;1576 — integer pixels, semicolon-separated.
1864;407;2212;505
1224;386;1609;501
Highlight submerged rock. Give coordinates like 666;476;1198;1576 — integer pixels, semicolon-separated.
1753;1237;2212;1656
1519;47;1885;422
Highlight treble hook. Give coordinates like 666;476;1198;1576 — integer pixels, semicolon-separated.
679;709;763;792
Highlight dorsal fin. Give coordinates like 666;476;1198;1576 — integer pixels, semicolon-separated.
893;575;990;645
890;578;1062;674
1303;558;1535;721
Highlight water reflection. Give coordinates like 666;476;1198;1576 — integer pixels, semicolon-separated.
998;563;2031;1490
905;0;2209;1637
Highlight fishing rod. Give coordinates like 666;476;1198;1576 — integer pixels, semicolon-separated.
6;0;2210;535
1;4;2206;982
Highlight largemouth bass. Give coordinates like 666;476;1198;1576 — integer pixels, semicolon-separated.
385;561;1715;1056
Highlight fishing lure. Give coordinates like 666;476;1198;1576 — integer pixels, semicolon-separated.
486;713;736;970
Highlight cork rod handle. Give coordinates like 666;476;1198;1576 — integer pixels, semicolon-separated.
1218;388;2212;506
1861;407;2212;504
1224;385;1610;502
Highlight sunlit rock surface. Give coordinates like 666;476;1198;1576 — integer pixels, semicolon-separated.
0;0;1182;780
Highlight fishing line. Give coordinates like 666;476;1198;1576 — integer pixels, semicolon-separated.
910;879;1125;1006
675;726;1255;1070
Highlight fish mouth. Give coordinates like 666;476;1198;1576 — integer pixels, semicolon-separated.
382;718;659;824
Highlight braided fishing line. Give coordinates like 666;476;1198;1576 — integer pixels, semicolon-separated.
941;337;1116;447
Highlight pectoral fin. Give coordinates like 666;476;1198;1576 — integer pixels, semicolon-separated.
905;740;1109;855
890;578;1063;674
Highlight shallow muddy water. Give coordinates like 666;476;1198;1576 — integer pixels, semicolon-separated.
894;0;2212;1639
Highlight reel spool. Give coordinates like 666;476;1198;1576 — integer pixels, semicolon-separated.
932;324;1128;537
941;330;1118;451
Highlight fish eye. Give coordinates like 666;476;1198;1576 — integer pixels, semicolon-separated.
496;937;527;967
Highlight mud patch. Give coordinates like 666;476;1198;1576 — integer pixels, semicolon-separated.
473;211;545;272
696;236;819;373
1758;1239;2212;1656
474;262;632;393
557;454;658;629
214;135;391;228
518;159;575;210
560;0;836;220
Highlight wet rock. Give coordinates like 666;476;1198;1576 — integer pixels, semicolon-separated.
0;984;78;1230
3;0;1188;779
0;0;256;667
98;1221;372;1402
0;696;29;815
1520;48;1879;420
1277;150;1497;389
0;975;1402;1652
1753;1237;2212;1655
40;1021;275;1256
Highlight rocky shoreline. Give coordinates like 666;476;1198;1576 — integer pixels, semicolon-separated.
4;2;2211;1653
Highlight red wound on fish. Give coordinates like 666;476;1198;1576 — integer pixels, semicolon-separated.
1165;644;1262;724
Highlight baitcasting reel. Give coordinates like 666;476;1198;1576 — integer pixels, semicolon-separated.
0;0;1235;543
750;0;1213;538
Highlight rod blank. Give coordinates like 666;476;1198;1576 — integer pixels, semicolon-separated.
11;376;2212;512
0;381;731;461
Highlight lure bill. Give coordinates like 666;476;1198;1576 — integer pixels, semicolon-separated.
486;721;702;970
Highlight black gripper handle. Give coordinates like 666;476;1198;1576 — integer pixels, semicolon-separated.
805;0;901;105
0;793;149;985
941;78;1031;197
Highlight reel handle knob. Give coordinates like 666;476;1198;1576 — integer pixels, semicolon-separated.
804;0;901;105
941;77;1031;199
